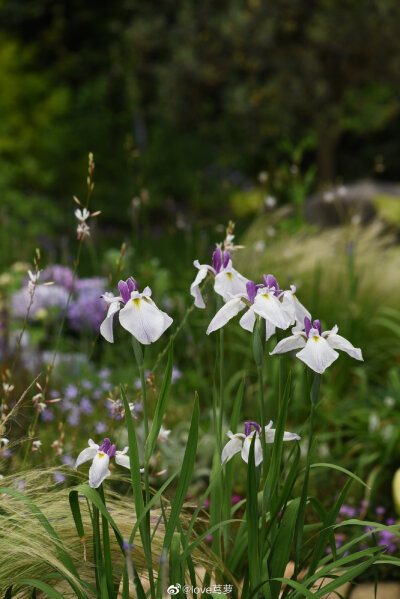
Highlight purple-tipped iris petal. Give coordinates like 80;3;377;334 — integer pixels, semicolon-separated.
212;248;223;273
99;438;111;453
313;319;322;335
244;421;261;436
107;444;116;459
266;274;279;290
304;317;312;338
223;251;230;268
126;278;135;294
118;281;130;304
246;281;257;304
127;277;139;294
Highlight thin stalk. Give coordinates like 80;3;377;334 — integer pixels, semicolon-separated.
98;485;114;598
132;338;150;505
92;504;103;592
293;371;321;578
23;156;95;461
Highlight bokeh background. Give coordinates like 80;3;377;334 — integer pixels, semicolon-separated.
1;0;400;571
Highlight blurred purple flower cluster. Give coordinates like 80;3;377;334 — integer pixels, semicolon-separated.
11;265;107;333
329;500;399;556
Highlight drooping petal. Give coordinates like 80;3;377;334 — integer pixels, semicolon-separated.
115;449;130;470
221;435;244;463
190;264;209;309
326;333;363;361
282;430;301;442
270;333;306;355
280;291;297;323
253;289;292;330
214;267;248;302
206;297;246;335
265;320;276;341
264;424;300;443
88;452;111;488
292;294;311;327
296;330;339;374
241;434;263;467
74;442;98;470
239;307;256;332
119;294;172;344
100;301;120;343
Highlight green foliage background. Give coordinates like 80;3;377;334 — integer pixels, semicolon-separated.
2;0;400;256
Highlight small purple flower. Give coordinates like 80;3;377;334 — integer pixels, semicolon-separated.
65;384;78;400
61;454;74;466
123;540;134;552
171;367;182;384
67;407;81;426
375;506;386;516
81;380;94;390
80;397;93;415
53;472;66;484
41;265;74;289
41;409;55;422
95;421;108;434
339;505;357;518
99;368;111;379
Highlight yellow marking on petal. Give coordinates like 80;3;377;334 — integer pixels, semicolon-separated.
225;272;232;280
97;452;105;458
132;298;141;307
262;294;270;300
313;336;319;342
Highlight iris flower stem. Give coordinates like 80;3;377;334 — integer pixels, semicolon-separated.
132;338;150;505
253;319;268;591
294;371;321;578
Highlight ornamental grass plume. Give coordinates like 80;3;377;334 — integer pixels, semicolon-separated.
0;469;217;594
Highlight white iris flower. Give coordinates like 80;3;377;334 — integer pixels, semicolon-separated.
206;280;292;336
74;437;143;488
100;277;173;345
270;317;363;374
190;247;248;309
222;421;300;466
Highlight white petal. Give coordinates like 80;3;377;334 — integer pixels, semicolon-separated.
142;286;152;297
89;453;111;488
323;324;339;337
280;292;297;323
282;431;301;442
214;267;248;302
241;435;263;467
119;295;172;344
115;453;130;469
296;335;339;374
265;320;276;341
292;295;311;327
190;266;209;309
206;297;246;335
253;290;292;330
221;436;243;463
326;333;363;361
270;334;306;355
74;445;98;470
264;425;300;443
100;301;120;343
239;307;256;332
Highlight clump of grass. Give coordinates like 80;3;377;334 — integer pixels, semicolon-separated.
0;468;215;595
